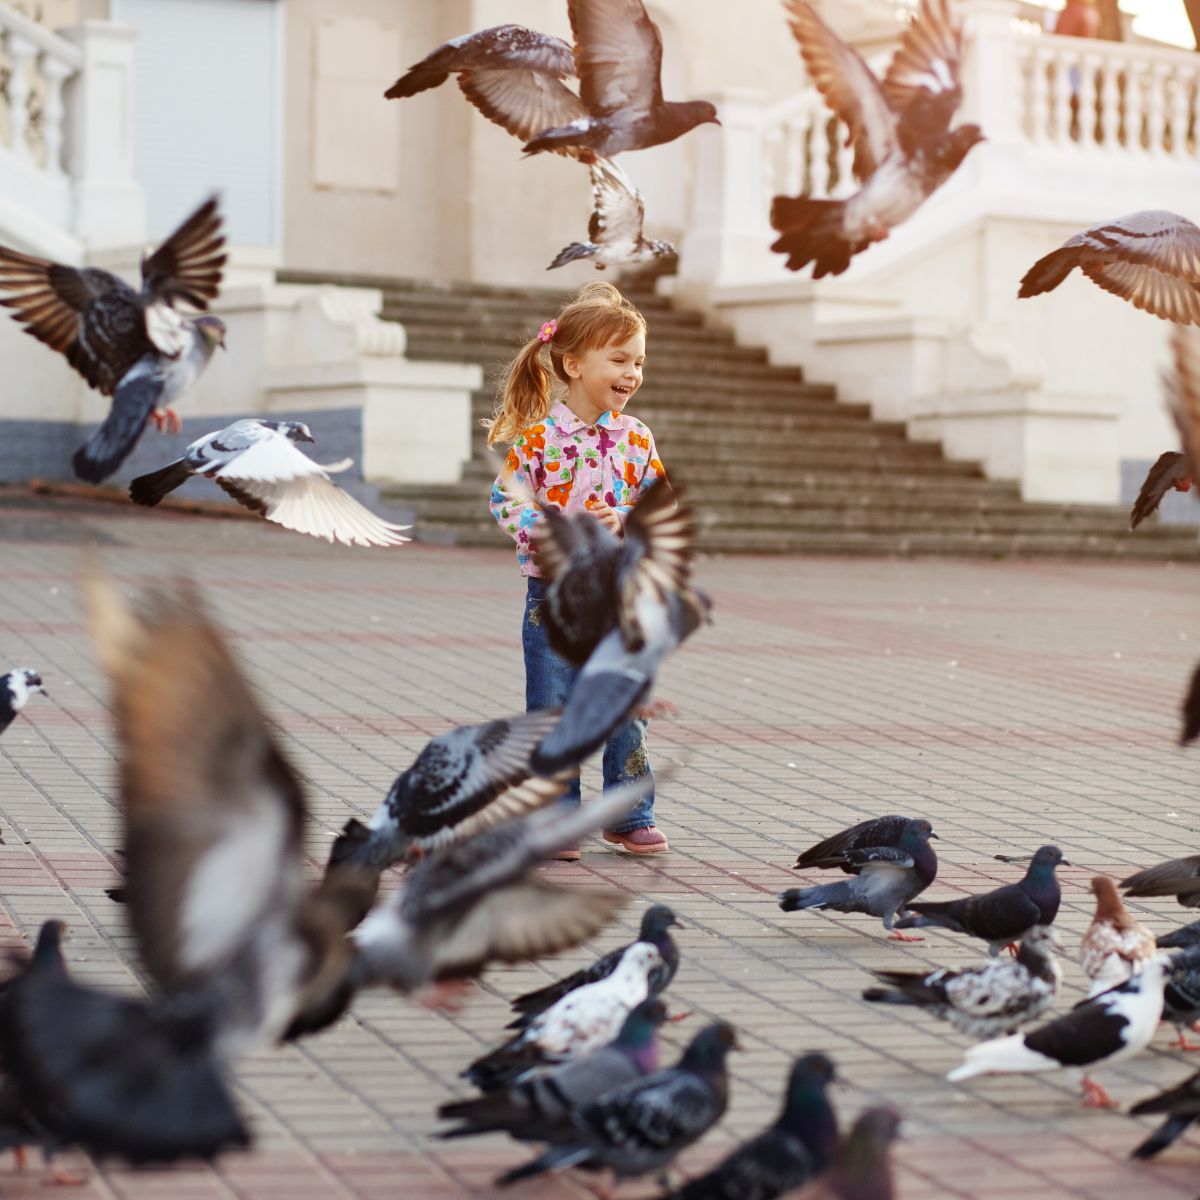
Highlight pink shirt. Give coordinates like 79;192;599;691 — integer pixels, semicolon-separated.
489;401;666;576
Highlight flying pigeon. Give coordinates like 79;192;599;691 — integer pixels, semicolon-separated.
549;158;677;271
1122;854;1200;909
1080;876;1157;997
1162;944;1200;1051
1129;1068;1200;1160
496;1021;738;1191
894;844;1069;956
946;953;1171;1108
661;1052;838;1200
461;941;663;1093
508;903;680;1030
1019;211;1200;325
0;920;250;1167
863;925;1062;1039
437;997;668;1143
770;0;983;278
1158;919;1200;951
522;0;720;159
0;196;226;482
790;1107;900;1200
778;818;939;940
793;814;917;875
128;419;411;548
1129;451;1192;529
0;669;45;737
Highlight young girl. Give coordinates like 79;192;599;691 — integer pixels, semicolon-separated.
489;282;668;859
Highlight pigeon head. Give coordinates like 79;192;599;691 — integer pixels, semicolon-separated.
841;1106;902;1172
31;918;68;970
194;315;227;350
1090;875;1134;926
639;904;679;940
936;124;985;172
7;667;47;709
615;998;668;1071
681;99;721;129
280;422;316;444
1029;845;1069;871
899;819;936;848
680;1021;740;1072
1021;924;1064;954
648;239;677;262
780;1052;839;1162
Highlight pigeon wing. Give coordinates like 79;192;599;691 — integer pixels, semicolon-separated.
1123;855;1200;905
1166;325;1200;481
139;195;226;311
794;814;911;869
881;0;964;138
782;0;898;182
458;68;589;157
0;249;149;394
587;158;647;253
568;0;664;118
1129;451;1188;529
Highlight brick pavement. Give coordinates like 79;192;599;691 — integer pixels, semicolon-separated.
2;494;1200;1199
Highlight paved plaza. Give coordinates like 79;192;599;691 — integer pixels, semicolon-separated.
3;493;1200;1199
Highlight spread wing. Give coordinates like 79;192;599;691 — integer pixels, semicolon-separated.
568;0;663;118
139;195;226;311
782;0;897;181
458;68;589;157
617;480;694;651
1129;451;1189;529
1166;325;1200;483
881;0;963;138
587;158;646;249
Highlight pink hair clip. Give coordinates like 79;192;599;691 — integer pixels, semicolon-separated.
537;319;557;343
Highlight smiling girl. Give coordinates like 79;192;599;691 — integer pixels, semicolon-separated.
488;281;668;859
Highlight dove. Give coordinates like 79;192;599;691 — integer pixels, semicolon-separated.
1129;1069;1200;1159
128;419;410;548
661;1053;838;1200
1080;876;1157;998
1162;944;1200;1051
0;195;225;482
0;669;45;737
770;0;983;278
793;815;918;875
549;158;677;271
1129;451;1192;529
946;954;1171;1108
863;925;1062;1039
461;942;663;1093
508;903;680;1030
791;1107;900;1200
894;844;1068;956
437;997;668;1143
1019;211;1200;325
778;818;938;940
1122;854;1200;909
496;1021;739;1191
1158;919;1200;951
522;0;720;160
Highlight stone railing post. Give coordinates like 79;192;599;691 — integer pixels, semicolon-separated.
961;0;1027;147
59;20;144;245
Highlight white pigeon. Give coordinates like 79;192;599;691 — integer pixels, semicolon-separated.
128;419;411;548
947;953;1171;1108
0;668;45;736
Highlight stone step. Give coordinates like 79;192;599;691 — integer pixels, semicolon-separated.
466;384;844;413
387;308;731;345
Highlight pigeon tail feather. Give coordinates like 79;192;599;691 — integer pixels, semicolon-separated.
1131;1115;1194;1160
769;196;855;278
947;1033;1055;1081
496;1143;590;1187
778;881;853;912
72;371;161;484
1018;247;1079;297
547;242;599;270
129;459;193;507
384;66;450;100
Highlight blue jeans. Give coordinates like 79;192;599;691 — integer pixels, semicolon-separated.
523;577;655;833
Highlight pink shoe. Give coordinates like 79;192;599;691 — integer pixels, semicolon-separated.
602;826;668;855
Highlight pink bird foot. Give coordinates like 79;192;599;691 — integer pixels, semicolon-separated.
1080;1076;1117;1108
888;931;924;943
164;407;182;435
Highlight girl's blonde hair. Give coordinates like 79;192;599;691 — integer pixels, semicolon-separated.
485;281;646;446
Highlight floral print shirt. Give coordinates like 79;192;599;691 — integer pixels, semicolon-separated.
490;401;667;576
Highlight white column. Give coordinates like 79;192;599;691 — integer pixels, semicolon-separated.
40;55;73;176
6;35;37;162
59;20;145;246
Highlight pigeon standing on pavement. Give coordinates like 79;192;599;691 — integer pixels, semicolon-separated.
1162;944;1200;1051
1128;451;1192;529
1080;876;1157;997
778;818;939;940
946;954;1172;1108
508;903;680;1029
770;0;983;278
522;0;720;159
0;196;226;482
1129;1068;1200;1159
0;669;45;737
662;1052;839;1200
129;419;411;548
1018;211;1200;325
549;158;677;271
894;844;1069;956
496;1021;739;1191
792;1107;900;1200
437;997;669;1142
862;925;1062;1039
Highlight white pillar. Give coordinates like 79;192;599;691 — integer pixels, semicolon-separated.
59;20;145;246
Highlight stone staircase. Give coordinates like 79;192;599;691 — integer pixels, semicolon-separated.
282;271;1200;559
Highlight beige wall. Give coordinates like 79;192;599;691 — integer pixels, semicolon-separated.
280;0;809;287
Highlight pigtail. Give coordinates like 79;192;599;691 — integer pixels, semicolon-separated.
486;337;554;446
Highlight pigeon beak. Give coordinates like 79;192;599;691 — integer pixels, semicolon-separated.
1061;859;1072;867
929;832;939;840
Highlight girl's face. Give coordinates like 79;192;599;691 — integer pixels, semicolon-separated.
563;330;646;421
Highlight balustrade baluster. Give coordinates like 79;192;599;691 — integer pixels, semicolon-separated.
1077;55;1098;148
1171;67;1196;159
833;121;854;197
40;54;70;173
1030;48;1050;145
1097;59;1119;148
782;117;803;197
1146;63;1168;155
809;115;831;197
7;34;36;160
1050;50;1073;144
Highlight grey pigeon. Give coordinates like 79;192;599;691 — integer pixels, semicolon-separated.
549;158;676;271
1129;1068;1200;1159
794;815;915;875
1122;855;1200;909
1129;451;1191;529
863;925;1062;1039
662;1053;838;1200
0;669;45;737
496;1021;739;1190
778;818;938;939
437;997;668;1142
129;419;410;547
327;708;567;875
796;1107;900;1200
894;844;1068;956
947;954;1171;1108
0;196;226;482
1019;210;1200;325
770;0;982;278
508;903;680;1029
1162;944;1200;1051
1158;919;1200;950
523;0;720;159
384;25;591;160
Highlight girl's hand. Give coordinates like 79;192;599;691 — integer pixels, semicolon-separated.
586;498;623;536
